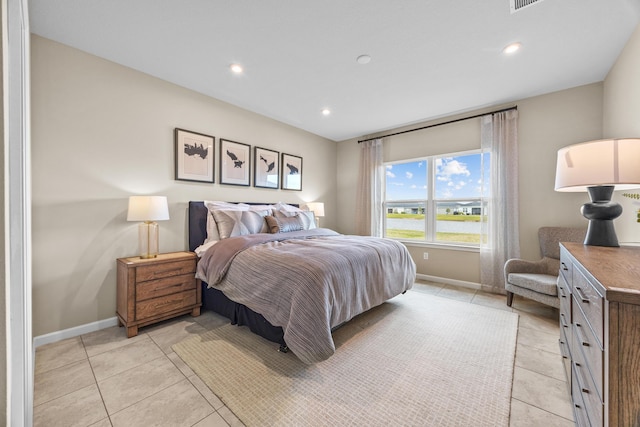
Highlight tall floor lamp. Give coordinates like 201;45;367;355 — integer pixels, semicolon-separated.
127;196;170;258
555;138;640;247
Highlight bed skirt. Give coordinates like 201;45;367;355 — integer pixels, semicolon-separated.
201;281;286;347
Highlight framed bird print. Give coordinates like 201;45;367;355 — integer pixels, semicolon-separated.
220;139;251;186
174;128;215;183
254;146;280;189
281;153;303;191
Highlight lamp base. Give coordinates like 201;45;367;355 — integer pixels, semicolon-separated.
580;186;622;247
139;221;159;258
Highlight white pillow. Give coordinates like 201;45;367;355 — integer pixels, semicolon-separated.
194;240;217;257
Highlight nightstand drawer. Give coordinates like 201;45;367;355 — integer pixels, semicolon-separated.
136;290;197;321
136;274;196;301
136;259;196;282
572;267;603;347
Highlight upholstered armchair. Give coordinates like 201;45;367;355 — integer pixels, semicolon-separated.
504;226;586;308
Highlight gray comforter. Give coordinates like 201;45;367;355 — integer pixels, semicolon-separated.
196;229;416;364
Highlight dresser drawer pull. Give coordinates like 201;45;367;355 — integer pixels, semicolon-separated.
560;313;569;329
574;286;589;303
574;363;591;394
575;323;590;347
559;287;566;298
561;262;569;271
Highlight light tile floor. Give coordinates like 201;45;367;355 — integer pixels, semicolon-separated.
33;281;575;427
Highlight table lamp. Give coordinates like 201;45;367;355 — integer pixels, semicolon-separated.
127;196;170;258
554;138;640;247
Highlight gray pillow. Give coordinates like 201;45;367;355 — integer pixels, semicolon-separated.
265;215;305;233
212;209;270;239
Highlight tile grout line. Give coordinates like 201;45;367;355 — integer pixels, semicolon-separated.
81;334;113;427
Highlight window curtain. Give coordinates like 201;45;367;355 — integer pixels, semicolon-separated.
355;138;384;237
480;110;520;294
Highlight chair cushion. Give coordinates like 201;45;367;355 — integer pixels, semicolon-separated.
507;273;558;296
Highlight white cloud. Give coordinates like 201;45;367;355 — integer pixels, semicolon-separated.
406;171;413;179
386;170;396;178
437;159;471;179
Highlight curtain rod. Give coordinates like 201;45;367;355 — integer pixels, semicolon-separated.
357;105;517;143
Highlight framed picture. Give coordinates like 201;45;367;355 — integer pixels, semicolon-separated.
175;128;215;183
254;147;280;189
220;139;251;186
281;153;302;191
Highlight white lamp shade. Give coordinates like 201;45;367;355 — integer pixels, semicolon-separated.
127;196;170;221
555;138;640;192
305;202;325;217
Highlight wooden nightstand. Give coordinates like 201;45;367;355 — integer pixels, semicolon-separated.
116;251;201;337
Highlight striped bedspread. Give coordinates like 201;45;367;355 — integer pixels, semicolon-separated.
196;229;416;363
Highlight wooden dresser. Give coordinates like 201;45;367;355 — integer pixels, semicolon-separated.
558;243;640;427
116;251;201;337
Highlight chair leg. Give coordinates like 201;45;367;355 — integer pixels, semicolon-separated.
506;291;514;307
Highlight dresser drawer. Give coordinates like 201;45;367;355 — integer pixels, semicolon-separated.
572;301;603;399
559;248;573;290
136;274;196;301
558;274;571;329
572;267;604;347
573;358;603;427
571;366;591;427
136;259;196;282
136;290;197;321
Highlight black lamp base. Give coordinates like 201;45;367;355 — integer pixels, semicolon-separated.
580;186;622;247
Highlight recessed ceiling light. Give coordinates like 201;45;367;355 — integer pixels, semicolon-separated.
356;54;371;64
322;108;331;116
502;42;522;55
230;63;243;73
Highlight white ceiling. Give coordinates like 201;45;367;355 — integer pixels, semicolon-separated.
28;0;640;142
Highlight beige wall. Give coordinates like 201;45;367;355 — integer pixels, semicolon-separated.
30;35;337;337
603;24;640;244
337;83;604;282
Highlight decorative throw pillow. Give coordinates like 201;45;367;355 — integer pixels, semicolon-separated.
265;215;305;233
212;209;270;239
204;201;251;243
273;203;316;230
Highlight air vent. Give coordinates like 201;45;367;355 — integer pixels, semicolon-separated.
510;0;544;13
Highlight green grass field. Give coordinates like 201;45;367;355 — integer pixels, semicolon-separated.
386;213;485;243
385;229;482;243
386;213;484;222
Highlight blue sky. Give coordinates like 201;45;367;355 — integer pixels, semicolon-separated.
385;153;488;200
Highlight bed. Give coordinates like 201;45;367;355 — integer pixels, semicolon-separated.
189;201;416;364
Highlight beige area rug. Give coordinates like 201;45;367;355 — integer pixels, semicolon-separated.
173;291;518;427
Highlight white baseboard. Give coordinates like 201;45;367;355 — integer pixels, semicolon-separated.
33;316;119;348
32;276;478;348
415;273;481;291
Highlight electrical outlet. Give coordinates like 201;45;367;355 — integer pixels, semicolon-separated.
423;252;429;260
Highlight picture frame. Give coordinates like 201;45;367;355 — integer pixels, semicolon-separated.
254;146;280;189
281;153;303;191
174;128;215;183
220;139;251;186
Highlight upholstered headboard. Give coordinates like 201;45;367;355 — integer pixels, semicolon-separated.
188;201;299;252
188;201;209;252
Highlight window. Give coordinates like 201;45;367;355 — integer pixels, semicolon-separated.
384;150;488;245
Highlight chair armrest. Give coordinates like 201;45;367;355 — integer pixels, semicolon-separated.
504;258;550;276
